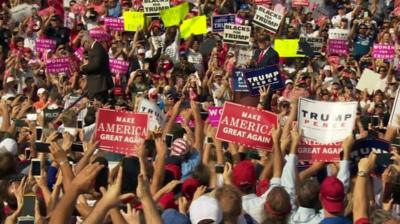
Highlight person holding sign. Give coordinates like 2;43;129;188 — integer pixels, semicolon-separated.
251;35;279;68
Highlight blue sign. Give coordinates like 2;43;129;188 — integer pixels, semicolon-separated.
212;14;236;33
243;65;284;96
350;138;391;173
232;69;249;92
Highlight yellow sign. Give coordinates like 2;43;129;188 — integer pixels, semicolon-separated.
180;15;208;39
123;11;145;32
274;39;305;57
160;2;189;27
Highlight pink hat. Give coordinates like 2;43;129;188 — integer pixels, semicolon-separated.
170;138;190;156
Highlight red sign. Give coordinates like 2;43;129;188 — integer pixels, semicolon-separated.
297;138;342;162
95;109;149;156
216;102;277;150
292;0;309;7
254;0;272;5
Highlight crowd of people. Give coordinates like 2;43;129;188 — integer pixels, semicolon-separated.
0;0;400;223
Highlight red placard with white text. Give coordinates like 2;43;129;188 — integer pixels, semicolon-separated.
216;102;277;150
95;109;148;156
297;138;342;162
292;0;309;7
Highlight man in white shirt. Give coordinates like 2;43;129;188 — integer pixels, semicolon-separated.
331;5;356;29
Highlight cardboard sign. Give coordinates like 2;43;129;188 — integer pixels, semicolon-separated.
89;28;111;41
95;109;148;156
237;48;253;65
298;98;357;144
243;65;284;96
212;14;236;33
180;16;208;39
328;39;348;56
297;138;342;162
143;0;170;17
160;2;189;27
208;106;223;127
216;102;277;150
328;28;349;40
274;39;305;57
123;11;145;31
109;59;129;74
74;47;84;61
373;44;395;60
253;5;283;34
137;98;166;131
389;88;400;128
35;38;56;53
299;37;324;53
223;24;251;46
232;69;250;92
292;0;309;7
10;4;33;22
46;57;70;74
104;17;124;32
350;138;391;172
64;95;87;121
355;69;382;94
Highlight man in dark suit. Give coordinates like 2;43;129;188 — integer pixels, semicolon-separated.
252;35;279;68
80;36;114;102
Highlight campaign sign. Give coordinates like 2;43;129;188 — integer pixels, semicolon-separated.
212;14;236;33
216;102;278;150
292;0;309;7
109;59;129;74
328;28;349;40
175;115;195;128
46;57;70;74
223;24;251;46
373;44;395;60
89;28;111;41
104;17;124;32
143;0;170;17
298;98;357;144
74;47;84;61
253;5;283;34
243;65;284;96
137;98;166;131
299;37;324;53
350;138;391;172
95;109;149;156
254;0;272;4
208;106;223;127
328;39;348;56
297;138;342;162
232;69;250;92
35;38;56;53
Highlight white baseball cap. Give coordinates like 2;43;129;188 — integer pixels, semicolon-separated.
0;138;18;155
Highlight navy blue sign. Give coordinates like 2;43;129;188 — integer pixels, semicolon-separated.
232;69;250;92
350;138;391;173
243;65;284;96
212;14;236;33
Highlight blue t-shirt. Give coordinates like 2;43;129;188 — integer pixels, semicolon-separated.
181;151;201;180
320;216;352;224
353;34;373;60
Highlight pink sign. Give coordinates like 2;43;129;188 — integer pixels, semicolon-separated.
328;39;348;56
89;28;111;41
74;47;84;61
35;38;56;53
208;106;223;127
373;44;395;60
175;115;195;128
104;17;124;32
292;0;309;7
109;59;129;74
46;57;70;74
235;16;244;25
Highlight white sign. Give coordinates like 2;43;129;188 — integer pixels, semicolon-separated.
356;69;383;94
137;98;166;131
328;28;349;40
299;37;324;53
223;24;251;46
10;4;33;22
143;0;170;17
252;5;283;33
237;47;254;65
64;95;87;122
389;88;400;128
298;98;357;144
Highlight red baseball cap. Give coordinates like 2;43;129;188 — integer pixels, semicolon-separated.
158;192;177;210
232;160;256;189
320;176;345;214
182;177;200;200
165;163;182;180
